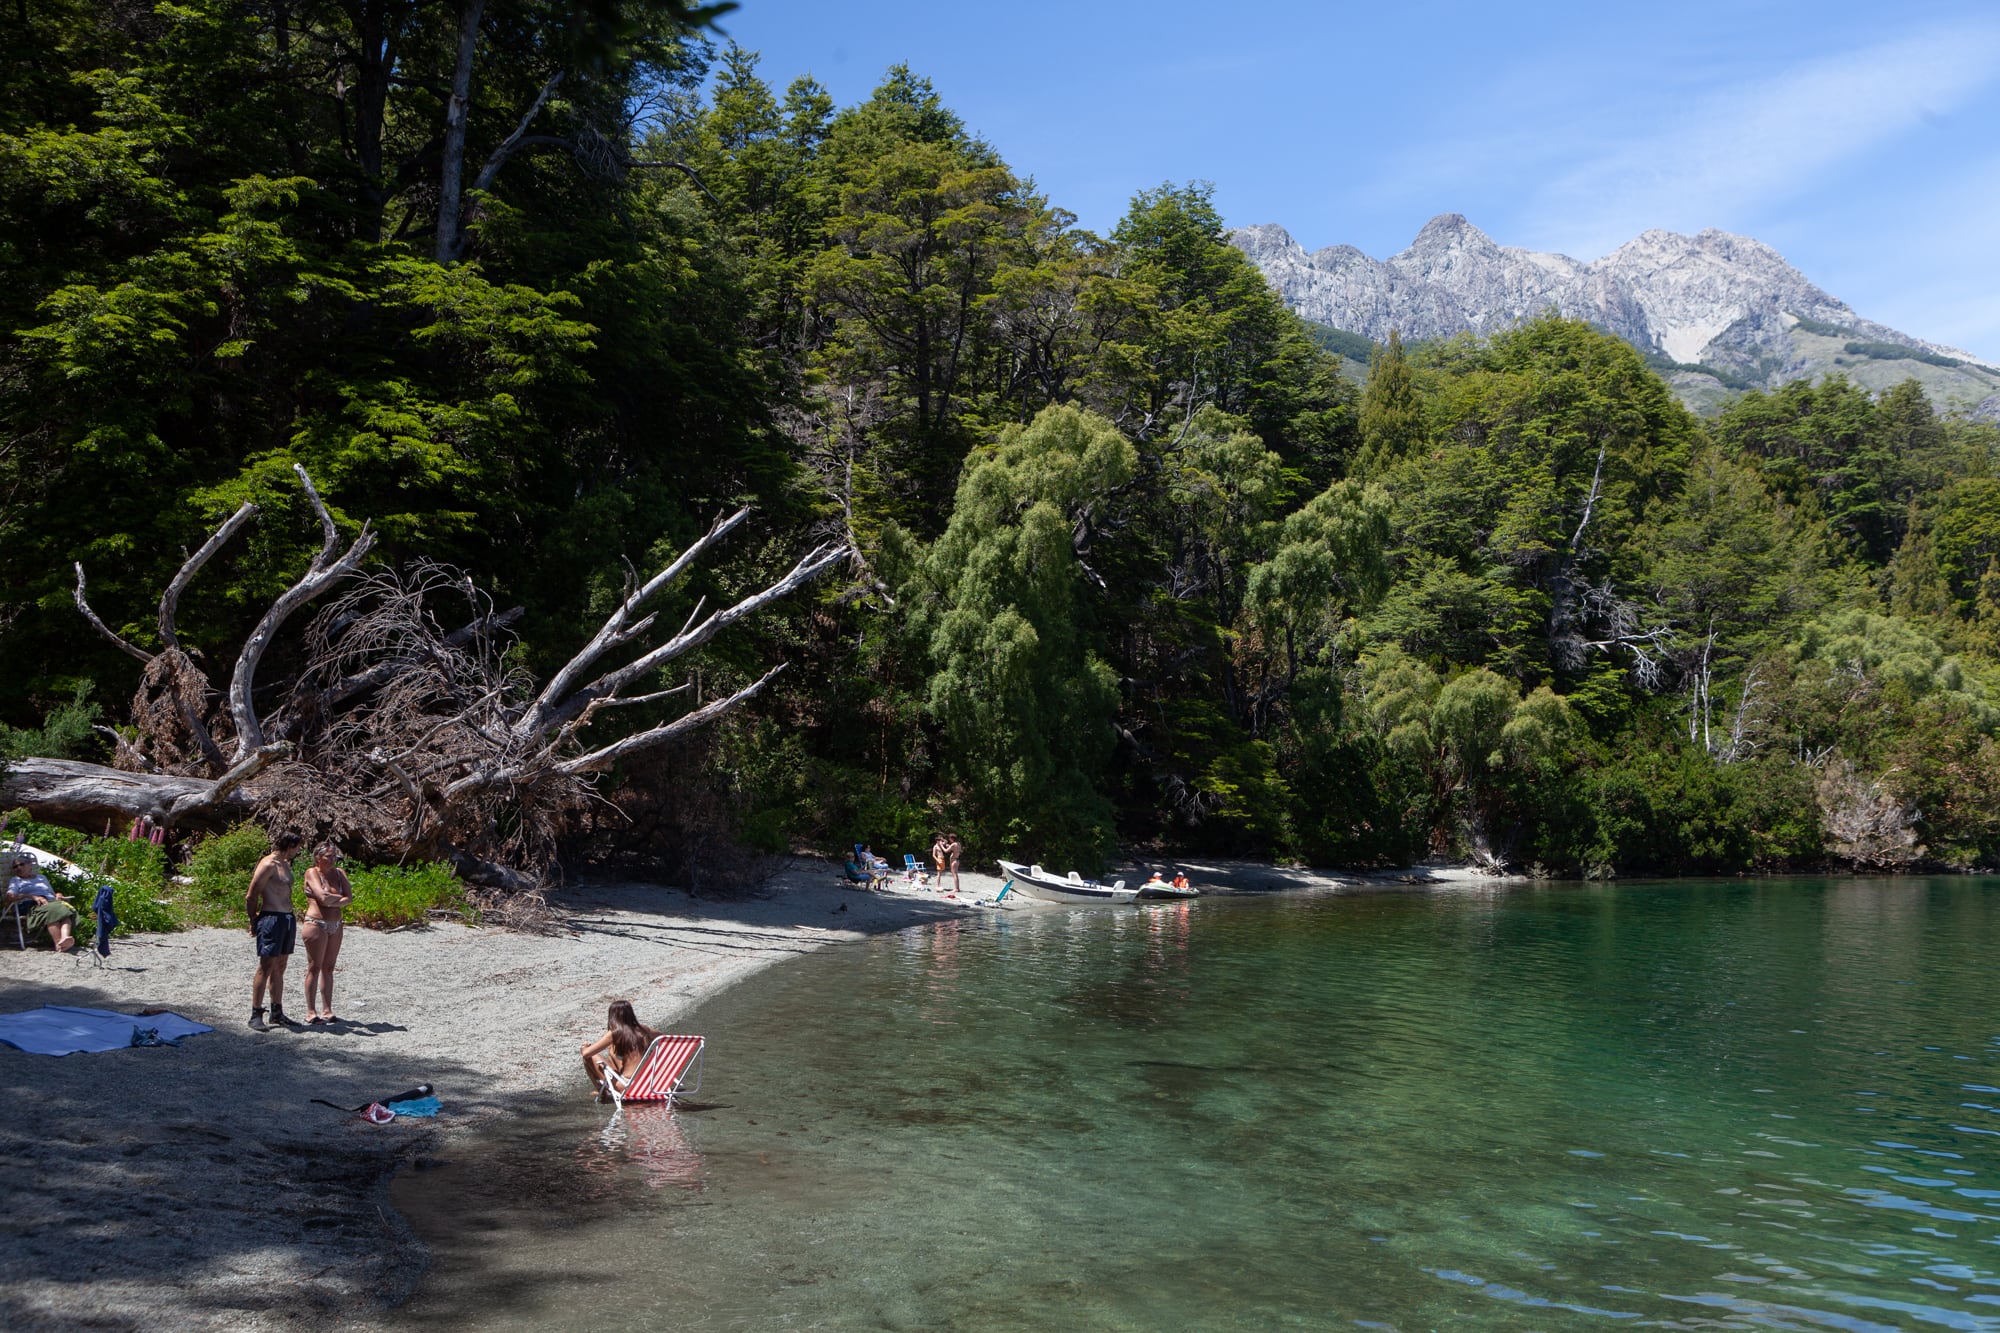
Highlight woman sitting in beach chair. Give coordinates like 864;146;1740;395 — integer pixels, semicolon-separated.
582;1000;661;1103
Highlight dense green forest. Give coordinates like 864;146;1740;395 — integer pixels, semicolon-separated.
7;1;2000;878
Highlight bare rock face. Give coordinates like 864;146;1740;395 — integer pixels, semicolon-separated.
1235;216;1995;390
1386;214;1585;335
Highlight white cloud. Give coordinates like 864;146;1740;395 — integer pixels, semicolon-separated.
1523;21;2000;258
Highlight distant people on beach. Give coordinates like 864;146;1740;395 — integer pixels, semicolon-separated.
944;833;963;894
300;841;352;1025
6;851;77;954
931;833;949;882
247;831;303;1030
582;1000;661;1102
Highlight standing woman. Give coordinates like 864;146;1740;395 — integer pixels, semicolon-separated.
299;842;353;1024
945;832;964;895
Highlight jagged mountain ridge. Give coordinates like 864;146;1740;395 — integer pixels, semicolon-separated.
1233;215;2000;415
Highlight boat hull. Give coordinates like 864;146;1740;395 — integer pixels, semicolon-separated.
997;861;1139;904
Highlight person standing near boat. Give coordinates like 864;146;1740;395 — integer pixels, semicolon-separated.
247;831;303;1030
299;841;352;1025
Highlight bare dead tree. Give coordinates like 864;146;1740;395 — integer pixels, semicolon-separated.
41;464;373;828
7;476;846;889
267;513;843;886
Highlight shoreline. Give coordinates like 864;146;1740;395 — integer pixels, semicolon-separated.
0;859;1003;1331
0;856;1484;1329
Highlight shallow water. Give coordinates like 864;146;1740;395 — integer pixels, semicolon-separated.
393;878;2000;1330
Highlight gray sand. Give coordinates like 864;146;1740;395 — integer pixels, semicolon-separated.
0;860;1005;1331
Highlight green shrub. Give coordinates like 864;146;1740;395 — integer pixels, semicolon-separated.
66;873;181;941
1584;751;1820;874
1;807;177;939
344;862;471;928
183;822;273;912
0;683;102;762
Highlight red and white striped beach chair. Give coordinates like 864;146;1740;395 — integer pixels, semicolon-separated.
607;1033;705;1108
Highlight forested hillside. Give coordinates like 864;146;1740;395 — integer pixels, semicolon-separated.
6;2;2000;878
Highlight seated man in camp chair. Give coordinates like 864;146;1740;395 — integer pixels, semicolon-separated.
842;856;888;889
7;852;78;953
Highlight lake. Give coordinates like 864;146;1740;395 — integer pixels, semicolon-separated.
392;878;2000;1330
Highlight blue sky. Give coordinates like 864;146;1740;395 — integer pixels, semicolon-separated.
711;0;2000;360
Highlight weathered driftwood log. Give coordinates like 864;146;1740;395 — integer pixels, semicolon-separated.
0;754;272;832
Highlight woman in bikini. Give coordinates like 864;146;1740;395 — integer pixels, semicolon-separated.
581;1000;661;1103
299;842;353;1025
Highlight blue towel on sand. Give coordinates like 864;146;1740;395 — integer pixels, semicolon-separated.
0;1005;211;1056
385;1096;441;1118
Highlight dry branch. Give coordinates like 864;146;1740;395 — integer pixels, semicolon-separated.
159;501;259;652
226;465;375;759
29;476;842;890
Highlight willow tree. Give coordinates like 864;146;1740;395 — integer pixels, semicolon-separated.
895;405;1136;866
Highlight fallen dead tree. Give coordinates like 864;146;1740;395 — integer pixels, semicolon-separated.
2;467;844;886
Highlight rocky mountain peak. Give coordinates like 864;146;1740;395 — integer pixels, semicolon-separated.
1404;212;1488;248
1231;216;1998;408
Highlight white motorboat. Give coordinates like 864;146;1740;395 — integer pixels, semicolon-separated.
996;860;1139;904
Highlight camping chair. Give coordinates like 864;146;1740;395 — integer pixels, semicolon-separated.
902;853;929;885
5;897;27;950
606;1034;705;1108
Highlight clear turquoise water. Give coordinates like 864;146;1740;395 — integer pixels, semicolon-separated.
394;879;2000;1330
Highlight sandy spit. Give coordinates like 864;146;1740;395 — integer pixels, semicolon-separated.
0;858;1014;1332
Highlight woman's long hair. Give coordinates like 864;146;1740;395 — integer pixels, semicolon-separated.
607;1000;648;1061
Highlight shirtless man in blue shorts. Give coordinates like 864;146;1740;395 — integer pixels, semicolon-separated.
247;831;303;1030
